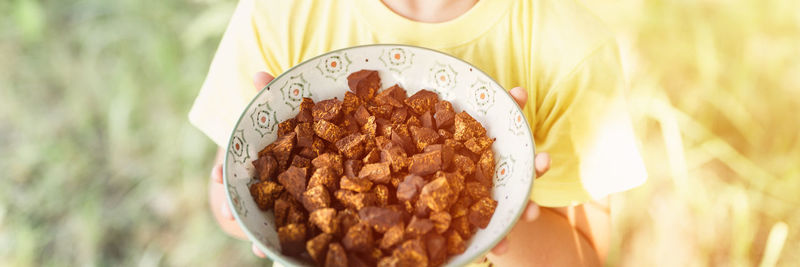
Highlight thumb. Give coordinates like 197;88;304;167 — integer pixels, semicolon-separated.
253;71;275;91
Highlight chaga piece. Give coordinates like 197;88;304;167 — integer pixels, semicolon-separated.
390;107;408;124
326;242;348;267
311;137;327;157
340;176;374;193
335;133;366;159
354;105;371;126
408;150;442;176
278;223;307;256
451;215;475;238
272;132;296;169
277;166;307;201
435;171;464;201
391;129;416;155
310;208;339;234
362;148;380;164
312;153;344;176
307;233;333;264
420;111;435;129
297;147;316;158
274;198;291;227
468;197;497;229
396;174;425;202
294;122;314;148
452;154;475;175
430;211;452;234
344;159;362;178
378;256;400;267
373;184;390;206
406;216;434;237
434;101;456;128
375;84;407;108
419;176;454;212
287;203;307;225
454;111;486;141
314;119;344;143
337;209;360;234
368;104;393;120
296;98;315;123
335;190;377;210
437;129;453;140
361;116;377;138
358;206;403;233
449;196;473;218
278;118;297;137
465;181;491;199
414;198;431;217
404;89;438;115
342;222;374;252
445;230;467;255
406;115;422;128
475;149;495;185
390;171;406;188
425;232;447;266
342;91;364;115
410;125;440;151
358;162;391;183
393;238;429;267
464;136;495;154
375;136;391;151
252;154;278;181
313;98;343;122
380;224;405;250
291;155;311;169
308;167;337;191
424;144;454;170
302;184;331;212
341;114;360;136
348;253;372;267
249;181;283;210
361;248;385;267
348;70;381;100
381;143;408;172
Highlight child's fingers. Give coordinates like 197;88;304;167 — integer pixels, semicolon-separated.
221;200;234;221
509;87;528;108
524;202;541;222
490;237;510;255
252;243;267;258
253;71;275;91
534;152;551;178
211;163;223;184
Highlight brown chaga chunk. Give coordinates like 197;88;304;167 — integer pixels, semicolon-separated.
252;154;278;181
445;230;467;255
344;159;363;178
475;149;495;185
278;223;307;256
453;111;486;141
390;107;408;124
342;91;363;115
406;216;434;237
466;181;491;199
375;84;407;108
337;209;360;234
342;222;374;252
249;181;283;210
374;136;391;150
314;119;344;143
308;167;337;191
425;232;447;266
312;153;343;176
348;70;381;100
340;114;360;136
325;242;348;267
272;132;296;169
410;125;440;151
396;174;425;202
277;166;307;200
361;116;377;138
335;133;366;159
306;232;333;264
373;184;390;206
436;171;464;201
340;176;374;193
313;98;343;122
348;253;372;267
451;216;475;238
437;129;453;139
294;122;314;148
380;224;405;250
296;98;315;123
430;211;452;234
274;198;291;227
420;111;435;129
404;89;438;115
468;197;497;229
287;203;307;225
419;176;454;212
311;137;327;157
414;198;431;217
452;154;475;175
381;143;408;172
408;150;442;176
392;238;429;267
353;105;371;126
359;206;403;233
362;148;380;164
310;208;339;235
378;256;400;267
434;101;456;128
391;129;416;155
335;190;377;210
297;147;316;159
302;184;331;212
390;171;406;188
358;161;391;184
464;136;495;154
291;155;311;169
424;144;454;170
278;118;297;137
406;115;422;128
449;196;472;218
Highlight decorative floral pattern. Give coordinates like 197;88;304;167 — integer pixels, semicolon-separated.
470;78;496;115
508;108;526;136
379;48;414;73
494;155;515;188
228;182;248;218
429;62;458;99
315;53;352;81
230;129;250;164
250;102;278;137
279;74;312;110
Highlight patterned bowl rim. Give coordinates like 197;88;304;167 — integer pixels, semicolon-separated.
223;44;535;267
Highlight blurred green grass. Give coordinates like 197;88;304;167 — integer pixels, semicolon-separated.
0;0;798;266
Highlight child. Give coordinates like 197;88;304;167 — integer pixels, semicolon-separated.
192;0;647;265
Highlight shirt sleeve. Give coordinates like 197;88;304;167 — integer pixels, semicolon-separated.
188;0;281;147
531;39;647;207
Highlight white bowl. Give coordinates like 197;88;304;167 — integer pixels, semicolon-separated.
224;44;535;266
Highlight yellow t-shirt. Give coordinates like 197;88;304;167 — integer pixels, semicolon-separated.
189;0;647;207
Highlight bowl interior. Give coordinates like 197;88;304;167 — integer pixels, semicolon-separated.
224;45;535;266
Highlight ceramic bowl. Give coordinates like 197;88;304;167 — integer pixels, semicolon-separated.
224;44;535;266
